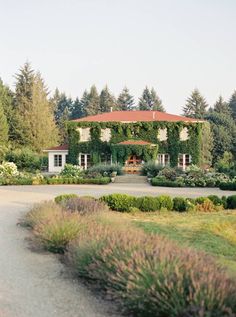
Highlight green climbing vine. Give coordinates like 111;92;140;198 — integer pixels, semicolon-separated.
67;120;204;166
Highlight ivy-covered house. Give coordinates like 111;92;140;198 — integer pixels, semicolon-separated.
44;110;206;173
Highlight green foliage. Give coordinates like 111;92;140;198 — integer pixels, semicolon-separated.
54;194;78;204
0;98;8;146
219;181;236;191
173;197;189;212
141;160;163;177
158;195;173;210
207;195;224;206
5;148;46;171
199;122;213;168
151;178;184;187
101;194;136;212
136;196;160;212
138;86;165;111
85;85;100;116
226;195;236;209
117;86;135;110
214;96;231;116
87;163;123;176
229;90;236;121
60;164;82;177
182;88;208;119
0;162;19;177
99;86;116;113
215;151;235;173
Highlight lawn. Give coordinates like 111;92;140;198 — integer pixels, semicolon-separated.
119;211;236;275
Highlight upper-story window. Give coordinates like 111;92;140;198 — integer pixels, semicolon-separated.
180;127;189;141
78;128;91;142
157;128;168;141
101;128;111;142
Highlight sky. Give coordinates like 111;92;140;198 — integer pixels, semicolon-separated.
0;0;236;114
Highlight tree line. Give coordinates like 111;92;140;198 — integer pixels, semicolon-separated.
0;62;236;166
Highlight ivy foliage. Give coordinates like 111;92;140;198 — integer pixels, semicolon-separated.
67;121;203;166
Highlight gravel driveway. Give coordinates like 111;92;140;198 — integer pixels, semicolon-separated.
0;184;234;316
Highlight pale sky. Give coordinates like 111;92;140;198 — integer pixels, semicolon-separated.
0;0;235;114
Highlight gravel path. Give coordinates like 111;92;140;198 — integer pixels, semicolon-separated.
0;187;121;317
0;183;234;316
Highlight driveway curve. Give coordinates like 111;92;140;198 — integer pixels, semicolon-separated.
0;183;235;316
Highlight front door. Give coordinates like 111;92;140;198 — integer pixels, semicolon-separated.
124;155;142;174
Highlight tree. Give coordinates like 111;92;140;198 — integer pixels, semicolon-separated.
85;85;100;116
99;86;116;113
213;96;231;115
229;90;236;120
0;100;8;146
53;93;73;124
205;111;236;163
14;63;58;151
0;79;13;142
182;89;208;119
117;86;135;111
71;97;85;119
139;87;165;111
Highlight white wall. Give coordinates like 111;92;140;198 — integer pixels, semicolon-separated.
48;151;68;173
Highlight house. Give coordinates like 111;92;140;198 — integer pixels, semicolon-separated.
44;110;205;173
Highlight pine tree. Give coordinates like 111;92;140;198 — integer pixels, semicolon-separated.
213;96;231;115
182;89;208;119
54;93;73;124
0;79;13;142
71;97;85;119
14;63;59;151
79;90;90;117
99;86;116;113
117;87;135;110
85;85;100;116
229;90;236;120
139;87;165;111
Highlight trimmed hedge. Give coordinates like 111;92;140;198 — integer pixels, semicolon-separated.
151;178;184;187
100;193;236;212
219;181;236;190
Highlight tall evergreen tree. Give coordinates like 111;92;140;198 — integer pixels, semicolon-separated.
71;97;85;119
99;86;116;113
182;89;208;119
53;93;73;124
85;85;100;116
0;99;8;145
117;86;135;110
213;96;231;115
14;63;58;151
0;79;14;142
229;90;236;120
139;87;165;111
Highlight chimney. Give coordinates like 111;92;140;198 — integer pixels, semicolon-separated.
110;107;113;112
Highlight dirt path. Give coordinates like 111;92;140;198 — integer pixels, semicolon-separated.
0;188;120;317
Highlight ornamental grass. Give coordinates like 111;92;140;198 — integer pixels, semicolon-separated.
67;221;236;317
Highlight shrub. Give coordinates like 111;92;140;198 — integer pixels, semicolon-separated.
141;161;163;177
101;194;136;212
159;166;178;180
60;164;82;177
136;196;160;212
0;162;19;178
219;181;236;191
157;195;173;210
151;178;183;187
87;163;123;176
195;198;218;212
55;194;78;204
207;195;224;206
226;195;236;209
5;148;45;171
68;221;236;317
173;197;189;212
63;196;108;214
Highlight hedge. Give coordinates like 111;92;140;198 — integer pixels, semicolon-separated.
100;193;236;212
151;178;184;187
219;181;236;190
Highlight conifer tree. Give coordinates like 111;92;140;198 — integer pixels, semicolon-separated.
0;79;14;142
213;96;231;115
71;97;85;119
182;89;208;119
229;90;236;120
99;86;116;113
85;85;100;116
117;86;135;110
0;100;8;145
139;87;165;111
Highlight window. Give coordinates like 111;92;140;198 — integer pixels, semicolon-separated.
178;154;191;170
79;153;91;170
101;153;111;164
157;128;168;141
157;154;170;166
180;127;189;141
54;154;62;167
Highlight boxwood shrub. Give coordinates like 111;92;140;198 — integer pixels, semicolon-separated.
173;197;189;212
136;196;160;212
219;181;236;190
101;194;136;212
226;195;236;209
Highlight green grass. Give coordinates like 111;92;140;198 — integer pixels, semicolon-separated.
129;211;236;275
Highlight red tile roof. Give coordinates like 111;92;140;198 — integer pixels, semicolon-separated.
44;144;68;151
117;140;152;145
72;111;202;123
